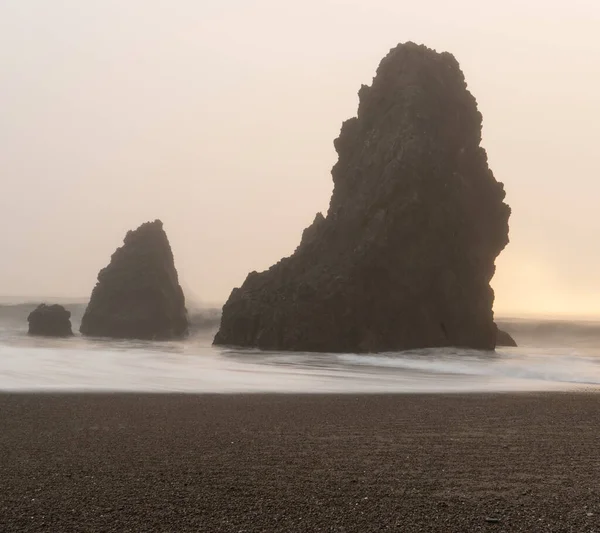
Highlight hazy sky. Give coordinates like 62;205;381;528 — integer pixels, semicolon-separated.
1;0;599;316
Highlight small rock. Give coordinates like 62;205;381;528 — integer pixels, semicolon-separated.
27;304;73;337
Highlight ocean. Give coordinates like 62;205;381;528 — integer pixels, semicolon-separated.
1;302;599;393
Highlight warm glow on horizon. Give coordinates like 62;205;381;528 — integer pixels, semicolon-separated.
1;0;599;317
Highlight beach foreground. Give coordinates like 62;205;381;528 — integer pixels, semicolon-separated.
1;393;599;532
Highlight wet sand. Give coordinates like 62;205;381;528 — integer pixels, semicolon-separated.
1;392;599;532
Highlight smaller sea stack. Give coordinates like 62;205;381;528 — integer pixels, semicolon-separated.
28;304;73;337
80;220;189;340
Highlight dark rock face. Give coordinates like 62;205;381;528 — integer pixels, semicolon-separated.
28;304;73;337
214;42;511;353
496;329;517;347
80;220;189;340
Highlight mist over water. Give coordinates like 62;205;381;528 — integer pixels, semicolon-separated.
1;302;599;393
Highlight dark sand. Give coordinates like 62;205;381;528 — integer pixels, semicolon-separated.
1;393;599;532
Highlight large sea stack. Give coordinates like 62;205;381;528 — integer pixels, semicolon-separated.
80;220;189;340
214;42;511;353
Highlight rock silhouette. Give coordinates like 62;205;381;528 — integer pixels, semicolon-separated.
496;329;517;347
80;220;189;340
28;304;73;337
214;42;510;353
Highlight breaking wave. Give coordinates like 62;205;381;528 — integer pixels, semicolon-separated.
1;302;600;392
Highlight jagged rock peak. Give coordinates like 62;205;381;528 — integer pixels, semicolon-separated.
80;219;189;340
214;42;511;353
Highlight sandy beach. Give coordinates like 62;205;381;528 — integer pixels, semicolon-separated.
1;392;599;532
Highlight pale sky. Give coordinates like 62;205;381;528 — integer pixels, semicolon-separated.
1;0;599;317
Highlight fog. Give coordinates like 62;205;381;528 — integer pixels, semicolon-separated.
1;0;599;317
